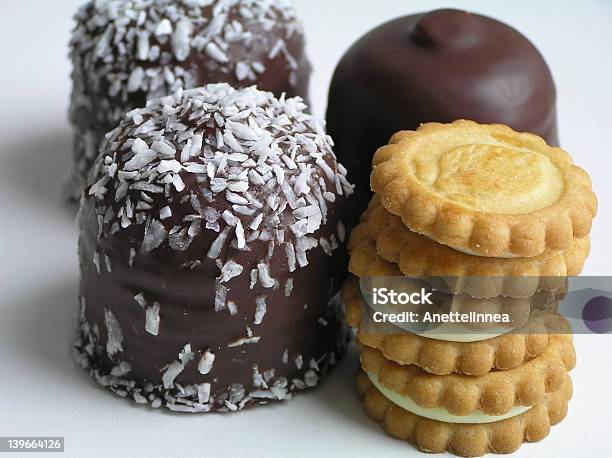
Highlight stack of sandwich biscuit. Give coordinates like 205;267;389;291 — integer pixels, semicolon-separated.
341;120;597;456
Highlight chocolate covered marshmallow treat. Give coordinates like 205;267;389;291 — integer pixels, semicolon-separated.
74;84;353;412
68;0;311;199
326;9;559;228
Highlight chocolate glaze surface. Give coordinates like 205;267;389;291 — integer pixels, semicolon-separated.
78;196;347;401
75;84;352;412
326;9;559;228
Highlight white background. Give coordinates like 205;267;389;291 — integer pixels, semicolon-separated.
1;1;611;457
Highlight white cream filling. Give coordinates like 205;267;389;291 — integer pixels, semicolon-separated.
367;371;532;424
412;328;512;343
448;244;520;259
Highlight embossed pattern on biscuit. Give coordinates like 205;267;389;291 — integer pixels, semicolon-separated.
370;120;597;258
341;275;570;376
356;370;573;457
359;334;575;416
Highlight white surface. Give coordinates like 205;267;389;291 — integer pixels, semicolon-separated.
1;1;611;457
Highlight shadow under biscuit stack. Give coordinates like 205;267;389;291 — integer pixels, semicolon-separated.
341;120;597;456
